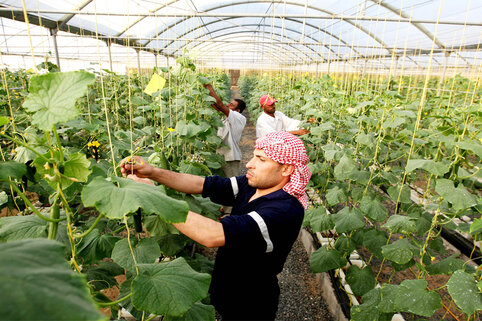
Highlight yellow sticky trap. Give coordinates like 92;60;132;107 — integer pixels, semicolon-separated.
144;73;166;96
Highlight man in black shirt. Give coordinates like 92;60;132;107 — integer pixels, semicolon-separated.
121;131;311;320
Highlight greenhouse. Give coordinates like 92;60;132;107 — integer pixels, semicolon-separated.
0;1;481;321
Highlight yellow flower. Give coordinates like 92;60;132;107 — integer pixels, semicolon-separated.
10;149;15;154
0;131;5;135
431;256;436;262
167;127;175;132
399;236;403;239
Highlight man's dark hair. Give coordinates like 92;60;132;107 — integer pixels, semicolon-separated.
234;99;246;113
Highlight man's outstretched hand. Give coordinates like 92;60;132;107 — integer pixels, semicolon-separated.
120;156;155;179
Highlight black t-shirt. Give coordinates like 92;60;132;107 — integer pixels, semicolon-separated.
202;175;304;319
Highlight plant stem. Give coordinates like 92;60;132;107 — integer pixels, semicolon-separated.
74;213;105;239
96;293;132;307
8;183;65;222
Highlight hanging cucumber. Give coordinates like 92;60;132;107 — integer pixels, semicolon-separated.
134;208;143;233
159;150;169;170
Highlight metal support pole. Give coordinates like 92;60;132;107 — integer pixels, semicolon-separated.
327;61;331;74
49;28;61;71
106;40;113;72
166;56;169;68
136;49;141;74
154;53;158;68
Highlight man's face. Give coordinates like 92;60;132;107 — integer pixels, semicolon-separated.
226;100;239;111
261;102;276;116
246;149;284;189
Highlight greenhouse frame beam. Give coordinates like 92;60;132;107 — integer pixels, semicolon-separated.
57;0;93;30
372;0;445;49
164;23;326;61
158;16;364;61
143;0;398;62
0;5;172;59
0;7;479;26
172;32;312;64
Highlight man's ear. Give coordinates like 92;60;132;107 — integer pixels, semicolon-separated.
281;164;295;177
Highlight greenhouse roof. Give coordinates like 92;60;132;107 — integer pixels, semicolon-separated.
0;0;481;71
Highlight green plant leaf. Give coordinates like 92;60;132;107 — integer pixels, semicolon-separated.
360;196;388;222
363;229;388;259
425;254;465;275
470;218;482;234
0;215;47;241
310;245;348;273
455;141;482;158
382;215;416;235
303;206;334;232
132;258;211;317
405;159;449;176
356;132;375;147
334;155;357;180
77;229;120;265
0;161;27;180
333;207;365;234
381;238;413;264
346;265;376;297
22;71;95;130
325;186;347;206
82;176;189;221
351;288;394;321
0;115;10;126
387;184;412;204
0;239;106;321
83;261;124;291
446;270;482;315
111;238;160;273
164;302;215;321
394;279;442;317
0;191;7;206
435;179;477;212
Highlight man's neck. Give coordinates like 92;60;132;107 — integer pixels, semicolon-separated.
249;181;286;202
264;111;275;118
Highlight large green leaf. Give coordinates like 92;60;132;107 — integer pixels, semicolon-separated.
0;215;47;241
381;215;416;235
405;159;449;176
360;196;388;222
165;302;215;321
363;229;388;259
82;176;189;221
131;258;211;317
83;261;124;291
0;239;106;321
34;151;91;190
310;245;348;273
351;288;394;321
446;270;482;315
0;161;27;180
470;218;482;234
346;265;376;297
381;238;413;264
77;229;120;265
325;186;347;206
303;206;334;232
334;155;357;180
435;179;477;212
23;71;96;130
333;207;365;234
455;141;482;158
111;238;160;273
387;184;412;204
425;254;466;275
394;279;442;317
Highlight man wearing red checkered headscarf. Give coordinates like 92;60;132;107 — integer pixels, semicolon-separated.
121;131;312;320
253;131;312;208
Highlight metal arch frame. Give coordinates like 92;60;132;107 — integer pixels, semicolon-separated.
160;23;326;62
372;0;470;65
157;16;360;61
142;0;397;57
186;41;297;66
188;43;295;66
167;30;314;63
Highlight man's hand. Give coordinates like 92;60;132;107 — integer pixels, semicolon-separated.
120;156;155;179
126;174;155;185
289;128;310;136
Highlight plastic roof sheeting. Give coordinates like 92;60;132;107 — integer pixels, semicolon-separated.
0;0;480;72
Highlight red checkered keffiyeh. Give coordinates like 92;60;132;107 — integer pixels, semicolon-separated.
255;131;312;208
